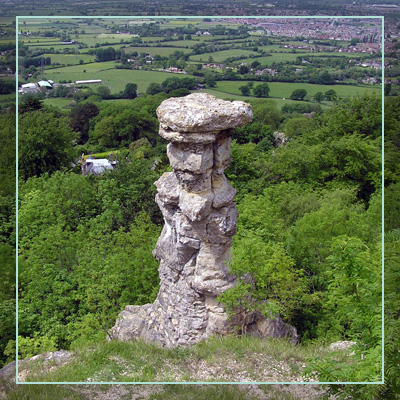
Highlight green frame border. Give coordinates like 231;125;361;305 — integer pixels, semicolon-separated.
15;14;385;385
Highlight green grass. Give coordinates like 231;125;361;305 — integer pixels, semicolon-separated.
123;46;191;57
197;89;330;110
97;33;140;39
45;68;178;93
17;335;325;383
158;40;201;47
189;49;257;63
76;37;129;47
2;379;311;400
214;80;381;99
140;36;169;43
43;98;73;108
2;334;358;399
239;51;371;66
25;44;81;52
43;53;95;66
43;60;116;80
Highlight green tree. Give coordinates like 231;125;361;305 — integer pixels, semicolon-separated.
234;121;273;145
146;82;164;95
325;89;337;101
253;83;270;98
123;83;138;99
314;91;324;103
19;110;76;180
19;96;43;114
96;85;111;99
250;60;260;69
290;89;307;101
239;85;250;96
239;65;249;75
69;102;99;144
205;77;216;88
350;37;359;46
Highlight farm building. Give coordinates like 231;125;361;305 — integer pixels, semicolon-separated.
75;79;102;85
81;157;117;176
19;83;38;94
37;80;53;89
19;80;54;94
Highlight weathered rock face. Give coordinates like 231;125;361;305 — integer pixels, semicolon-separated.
109;94;252;347
109;93;298;347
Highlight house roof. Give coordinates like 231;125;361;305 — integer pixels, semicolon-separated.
21;83;37;88
75;79;102;84
84;158;116;175
38;80;52;87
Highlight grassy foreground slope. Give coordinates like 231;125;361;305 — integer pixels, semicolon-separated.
1;335;345;399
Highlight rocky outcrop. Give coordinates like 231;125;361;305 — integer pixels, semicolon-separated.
109;94;251;347
0;350;73;386
109;93;298;347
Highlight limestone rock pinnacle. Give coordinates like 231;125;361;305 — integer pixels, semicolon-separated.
109;94;255;347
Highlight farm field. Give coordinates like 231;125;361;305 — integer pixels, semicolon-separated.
190;49;258;62
197;88;331;110
44;60;116;75
238;51;371;66
43;53;96;65
122;46;191;56
97;33;139;39
74;36;130;47
21;37;63;44
139;37;169;43
43;97;72;108
23;44;81;52
214;80;381;99
45;68;179;93
157;40;202;47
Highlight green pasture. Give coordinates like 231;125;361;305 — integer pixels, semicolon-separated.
239;51;370;66
214;80;381;99
23;40;67;46
197;34;241;42
140;37;169;43
43;53;95;65
240;53;308;66
24;44;81;52
75;36;129;47
158;40;201;47
198;88;331;110
253;44;294;53
43;97;72;108
21;37;62;44
45;68;176;93
97;33;139;39
123;46;191;57
45;61;115;73
190;49;257;63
